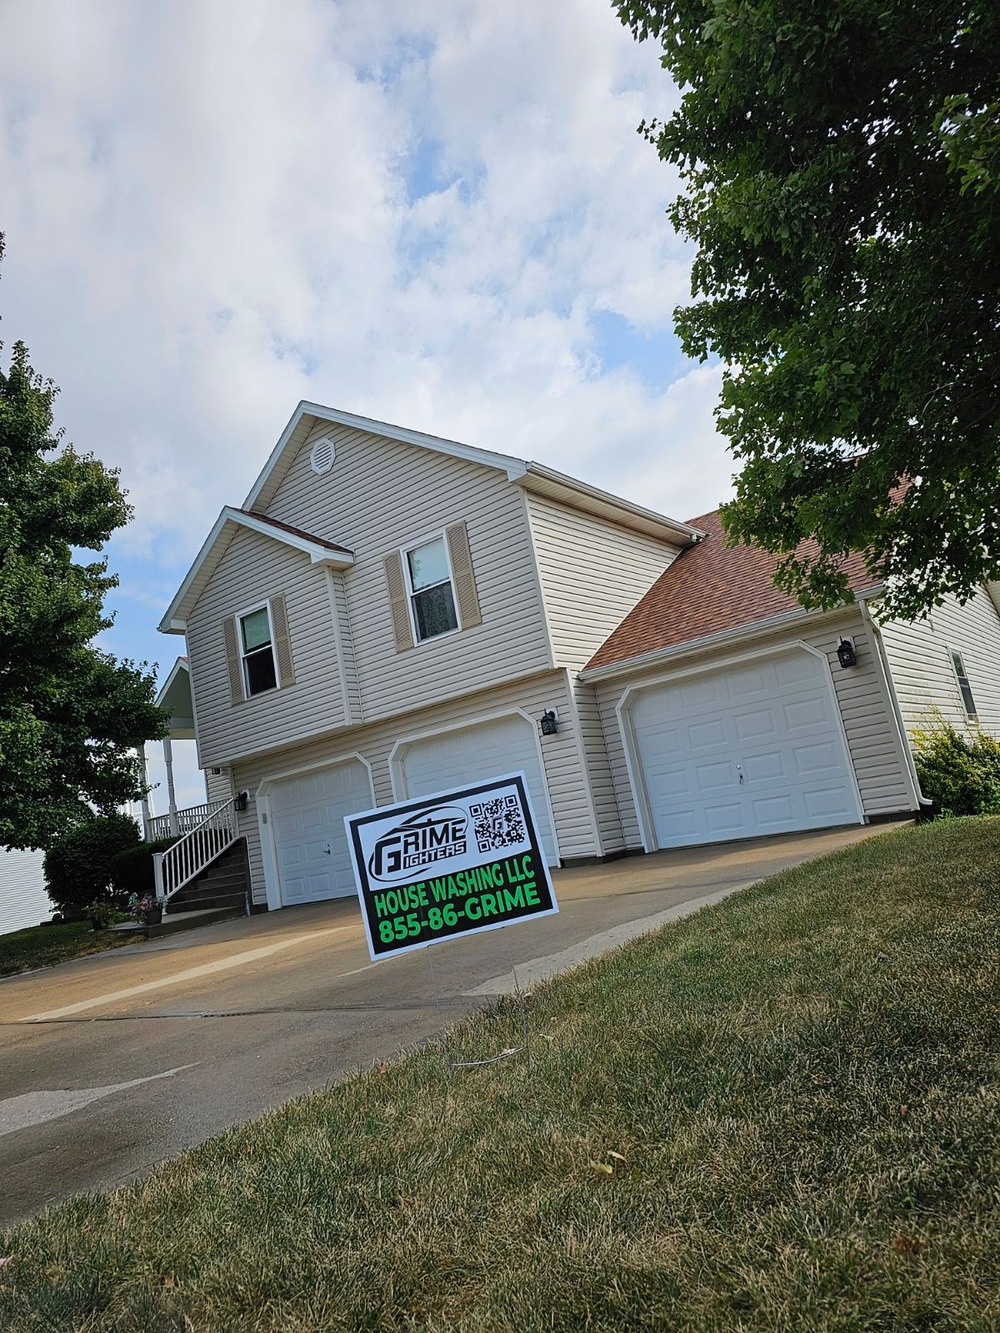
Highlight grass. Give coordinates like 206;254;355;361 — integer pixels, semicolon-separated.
0;920;145;978
3;817;1000;1330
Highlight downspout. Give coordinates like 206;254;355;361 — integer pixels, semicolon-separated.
857;596;929;810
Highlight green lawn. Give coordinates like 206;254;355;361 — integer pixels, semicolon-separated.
2;818;1000;1331
0;920;144;978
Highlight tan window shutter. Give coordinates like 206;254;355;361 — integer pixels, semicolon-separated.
446;521;482;628
222;617;245;705
270;593;296;687
383;550;414;651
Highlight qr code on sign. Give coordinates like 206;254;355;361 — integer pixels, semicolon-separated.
469;794;526;852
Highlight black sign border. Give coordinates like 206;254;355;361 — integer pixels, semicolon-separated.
346;772;558;961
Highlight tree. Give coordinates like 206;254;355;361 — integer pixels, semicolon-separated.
616;0;1000;618
0;236;166;849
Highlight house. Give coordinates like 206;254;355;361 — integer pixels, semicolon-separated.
155;402;1000;915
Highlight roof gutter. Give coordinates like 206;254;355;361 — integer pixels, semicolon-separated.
579;587;884;684
517;462;705;547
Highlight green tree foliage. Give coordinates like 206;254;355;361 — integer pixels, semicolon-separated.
616;0;1000;618
0;238;166;849
43;814;143;918
910;716;1000;816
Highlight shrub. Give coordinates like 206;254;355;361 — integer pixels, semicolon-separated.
109;837;179;900
911;717;1000;817
43;814;143;919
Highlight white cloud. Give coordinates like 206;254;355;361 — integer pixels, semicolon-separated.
0;0;734;680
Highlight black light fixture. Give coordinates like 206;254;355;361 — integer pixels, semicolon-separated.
539;709;559;736
234;790;250;811
836;637;858;668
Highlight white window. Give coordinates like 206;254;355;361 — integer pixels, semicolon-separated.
240;605;278;696
951;650;977;718
404;536;458;642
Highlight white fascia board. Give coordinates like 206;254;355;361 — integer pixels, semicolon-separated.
157;506;353;635
516;462;705;546
579;589;883;684
243;401;529;511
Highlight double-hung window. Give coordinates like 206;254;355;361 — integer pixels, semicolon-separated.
383;522;482;652
405;536;459;641
240;605;278;695
951;650;978;718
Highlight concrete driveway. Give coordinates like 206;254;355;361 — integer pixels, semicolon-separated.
0;822;902;1228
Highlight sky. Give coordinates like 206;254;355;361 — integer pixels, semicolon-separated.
0;0;734;818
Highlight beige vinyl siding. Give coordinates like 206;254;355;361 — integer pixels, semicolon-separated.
259;421;552;722
526;493;682;672
187;527;347;768
878;587;1000;739
595;617;914;849
570;681;628;856
205;767;234;805
229;671;593;906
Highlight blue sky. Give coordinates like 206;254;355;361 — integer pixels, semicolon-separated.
0;0;732;812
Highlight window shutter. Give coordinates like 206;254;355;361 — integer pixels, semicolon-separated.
222;617;245;706
383;550;414;652
270;593;296;687
446;521;482;629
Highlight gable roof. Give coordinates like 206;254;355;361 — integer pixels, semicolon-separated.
243;401;705;546
159;507;354;634
582;509;881;677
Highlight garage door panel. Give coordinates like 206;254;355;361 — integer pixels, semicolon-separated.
695;761;736;792
689;719;728;751
630;650;861;849
743;750;786;782
269;759;373;905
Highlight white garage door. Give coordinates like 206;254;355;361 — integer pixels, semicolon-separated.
630;650;861;849
395;716;558;865
269;760;373;904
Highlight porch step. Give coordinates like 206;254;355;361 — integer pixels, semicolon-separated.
167;839;251;915
112;907;244;939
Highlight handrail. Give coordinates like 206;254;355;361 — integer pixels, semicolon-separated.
146;800;227;841
152;796;240;909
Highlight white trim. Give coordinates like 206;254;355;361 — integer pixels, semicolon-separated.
243;402;703;545
519;489;558;671
154;655;190;708
581;590;885;683
387;707;562;866
235;599;278;697
615;640;865;853
516;462;704;546
400;530;461;644
158;506;353;634
245;402;530;512
323;567;353;727
948;646;978;719
255;751;375;912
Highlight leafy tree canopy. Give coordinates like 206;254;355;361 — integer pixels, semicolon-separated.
616;0;1000;618
0;237;166;849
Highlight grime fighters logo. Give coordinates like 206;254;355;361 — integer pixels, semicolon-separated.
367;806;468;884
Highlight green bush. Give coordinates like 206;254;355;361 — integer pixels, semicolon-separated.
911;717;1000;817
43;814;143;919
109;837;179;900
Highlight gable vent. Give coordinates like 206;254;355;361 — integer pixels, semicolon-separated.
310;436;336;475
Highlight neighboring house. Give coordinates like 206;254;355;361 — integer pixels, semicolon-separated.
0;849;50;936
157;402;1000;915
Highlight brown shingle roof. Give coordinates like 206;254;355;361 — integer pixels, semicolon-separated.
585;510;878;672
239;509;353;556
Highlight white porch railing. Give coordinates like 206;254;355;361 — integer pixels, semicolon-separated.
152;796;241;908
146;800;226;841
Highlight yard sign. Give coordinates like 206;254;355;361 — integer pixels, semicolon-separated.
345;772;558;960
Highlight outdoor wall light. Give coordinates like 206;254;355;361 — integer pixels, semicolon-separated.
836;637;858;669
540;709;559;736
234;790;250;811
